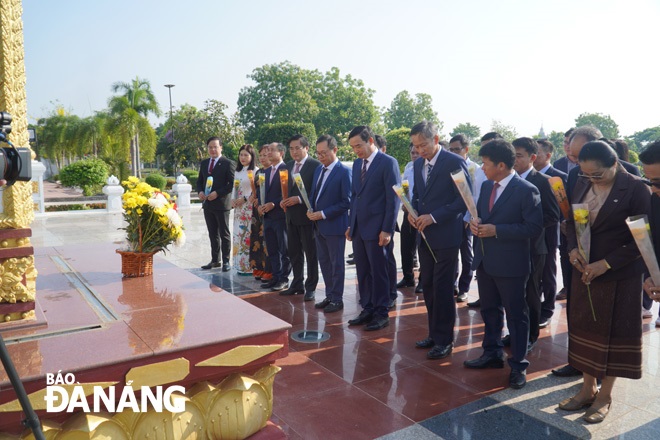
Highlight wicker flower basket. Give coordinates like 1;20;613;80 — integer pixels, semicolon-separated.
116;250;155;277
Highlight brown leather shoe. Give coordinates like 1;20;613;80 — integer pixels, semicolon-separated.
558;392;597;411
583;402;611;424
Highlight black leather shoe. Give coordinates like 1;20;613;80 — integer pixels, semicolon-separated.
539;319;550;328
509;369;527;389
348;311;373;326
222;262;231;272
260;280;277;289
365;316;389;331
467;299;481;308
464;354;505;369
201;261;221;270
346;258;355;265
271;282;288;292
415;337;434;349
388;298;396;309
427;343;453;360
502;334;511;347
396;279;415;288
279;288;303;296
415;284;423;293
315;298;331;309
324;301;344;313
304;291;315;301
552;364;582;377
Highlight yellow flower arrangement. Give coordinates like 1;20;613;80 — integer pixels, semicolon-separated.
573;208;589;225
121;177;185;253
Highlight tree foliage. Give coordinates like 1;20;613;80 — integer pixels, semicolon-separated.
254;122;316;159
574;112;619;139
630;126;660;149
384;91;441;131
385;127;412;173
490;120;518;142
547;130;566;162
450;122;481;145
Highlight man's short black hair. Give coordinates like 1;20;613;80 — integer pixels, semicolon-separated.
479;139;515;169
564;128;575;138
287;134;309;148
512;137;539;156
537;139;554;154
375;134;387;150
449;134;469;148
207;136;222;146
481;132;503;143
316;134;337;149
639;139;660;165
348;126;374;143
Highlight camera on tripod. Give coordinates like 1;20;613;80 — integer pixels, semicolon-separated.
0;111;32;186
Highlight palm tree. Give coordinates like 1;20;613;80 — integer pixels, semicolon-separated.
108;77;160;177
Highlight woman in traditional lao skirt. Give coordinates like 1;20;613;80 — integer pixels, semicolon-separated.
560;140;650;423
231;144;256;275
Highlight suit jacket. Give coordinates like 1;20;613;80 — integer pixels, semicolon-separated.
349;151;401;240
285;157;322;226
196;156;236;211
472;174;543;277
566;167;650;281
411;149;469;250
553;156;575;174
525;168;560;255
264;162;288;220
310;162;351;236
567;159;640;202
544;165;568;182
652;195;660;262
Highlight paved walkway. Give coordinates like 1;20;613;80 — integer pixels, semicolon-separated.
28;209;660;439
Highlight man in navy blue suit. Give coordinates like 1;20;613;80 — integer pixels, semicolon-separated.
346;126;401;331
408;121;470;359
258;142;291;292
466;139;543;389
307;135;351;313
534;139;568;326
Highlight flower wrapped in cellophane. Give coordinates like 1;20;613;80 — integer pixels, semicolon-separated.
626;215;660;285
232;179;240;200
279;169;289;211
572;203;595;320
293;173;312;211
258;173;266;206
549;176;570;219
121;176;185;253
392;184;437;263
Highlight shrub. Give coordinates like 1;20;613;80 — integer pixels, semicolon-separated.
145;173;167;190
59;159;109;196
165;178;176;190
182;170;199;183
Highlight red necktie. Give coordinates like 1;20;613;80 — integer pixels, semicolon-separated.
208;158;215;174
488;182;500;212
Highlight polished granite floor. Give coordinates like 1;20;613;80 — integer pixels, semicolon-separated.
30;209;660;439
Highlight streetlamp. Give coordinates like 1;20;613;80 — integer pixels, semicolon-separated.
164;84;175;173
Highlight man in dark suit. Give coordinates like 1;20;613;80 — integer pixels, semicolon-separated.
346;126;401;331
196;136;236;271
465;139;543;389
409;121;469;359
534;139;568;326
307;135;351;313
279;135;321;301
512;138;560;350
640;139;660;326
258;142;291;292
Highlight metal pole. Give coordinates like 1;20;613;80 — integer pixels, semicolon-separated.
0;334;45;440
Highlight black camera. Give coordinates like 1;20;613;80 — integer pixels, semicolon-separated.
0;111;32;186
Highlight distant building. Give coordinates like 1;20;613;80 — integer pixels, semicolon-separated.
538;125;547;139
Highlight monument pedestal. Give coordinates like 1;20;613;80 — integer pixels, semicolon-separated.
0;243;290;438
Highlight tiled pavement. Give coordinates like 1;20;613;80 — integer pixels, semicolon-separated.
30;209;660;439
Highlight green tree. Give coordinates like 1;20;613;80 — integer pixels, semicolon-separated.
450;122;481;145
384;91;441;131
255;122;316;159
385;127;412;173
547;130;566;162
109;77;161;177
574;112;619;139
631;126;660;148
490;120;518;142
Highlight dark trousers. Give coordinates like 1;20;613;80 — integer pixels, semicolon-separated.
400;214;419;282
527;253;546;343
352;224;390;318
387;239;397;300
203;209;231;263
420;244;459;346
559;232;572;296
476;265;530;371
540;225;559;320
264;217;290;284
287;222;318;292
315;232;346;302
454;225;474;293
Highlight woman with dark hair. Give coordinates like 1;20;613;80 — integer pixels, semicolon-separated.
559;140;650;423
232;144;256;274
249;145;271;281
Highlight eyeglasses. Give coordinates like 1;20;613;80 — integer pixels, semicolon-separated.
577;172;605;180
316;150;330;157
448;147;464;153
643;179;660;188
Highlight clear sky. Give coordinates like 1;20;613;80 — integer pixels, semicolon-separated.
21;0;660;138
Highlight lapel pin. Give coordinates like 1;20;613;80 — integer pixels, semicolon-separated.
614;199;618;203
